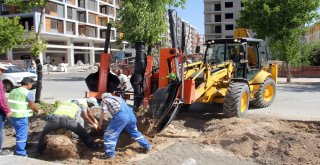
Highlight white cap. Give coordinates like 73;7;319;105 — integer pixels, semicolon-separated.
87;97;99;106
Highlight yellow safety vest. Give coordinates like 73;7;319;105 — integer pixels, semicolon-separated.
8;87;33;118
53;102;79;119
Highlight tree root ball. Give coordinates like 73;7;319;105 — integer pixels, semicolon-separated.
45;135;79;159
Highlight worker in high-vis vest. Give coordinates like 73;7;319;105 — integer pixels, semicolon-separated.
8;77;41;157
67;97;99;130
37;100;97;154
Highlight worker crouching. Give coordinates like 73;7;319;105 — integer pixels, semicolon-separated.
37;100;97;154
98;93;151;159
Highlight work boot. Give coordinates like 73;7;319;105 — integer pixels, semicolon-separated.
0;150;13;156
99;154;115;160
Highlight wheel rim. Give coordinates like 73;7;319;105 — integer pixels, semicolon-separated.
263;84;274;102
240;92;248;113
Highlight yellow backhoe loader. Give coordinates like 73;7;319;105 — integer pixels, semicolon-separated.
152;27;278;132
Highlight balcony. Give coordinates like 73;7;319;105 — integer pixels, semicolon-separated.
88;13;98;25
99;17;108;27
77;11;86;23
45;2;64;18
78;25;97;38
100;29;115;40
45;18;63;34
66;0;76;6
66;22;75;35
100;5;115;17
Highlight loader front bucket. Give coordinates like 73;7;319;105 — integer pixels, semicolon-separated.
85;70;120;93
152;81;182;132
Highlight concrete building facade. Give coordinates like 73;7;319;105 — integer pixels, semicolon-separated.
204;0;243;40
305;23;320;43
0;0;122;66
163;11;202;54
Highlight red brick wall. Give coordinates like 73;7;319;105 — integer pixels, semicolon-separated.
280;66;320;78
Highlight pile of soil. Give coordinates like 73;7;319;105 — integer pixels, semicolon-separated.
201;117;320;165
45;135;78;159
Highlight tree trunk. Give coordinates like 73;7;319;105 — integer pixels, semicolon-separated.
130;42;147;110
35;59;43;103
35;7;45;103
286;62;291;83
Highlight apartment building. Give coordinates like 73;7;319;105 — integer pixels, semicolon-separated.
163;11;201;54
0;0;121;66
305;23;320;43
204;0;243;40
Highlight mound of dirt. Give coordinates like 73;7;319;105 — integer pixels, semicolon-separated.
202;117;320;165
45;135;79;159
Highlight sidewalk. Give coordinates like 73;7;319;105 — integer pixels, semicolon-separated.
0;155;60;165
278;77;320;84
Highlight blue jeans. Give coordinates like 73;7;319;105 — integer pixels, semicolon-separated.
104;101;151;157
0;114;4;152
9;117;28;156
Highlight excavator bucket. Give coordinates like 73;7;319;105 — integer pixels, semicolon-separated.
85;70;120;93
152;81;182;132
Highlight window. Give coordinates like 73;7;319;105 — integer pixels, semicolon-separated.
87;0;97;11
225;2;233;8
225;13;233;19
225;24;233;30
78;0;85;8
51;19;58;30
87;26;96;37
214;4;221;11
66;22;75;35
215;26;221;33
215;15;221;22
88;13;97;24
78;11;86;22
67;7;72;19
1;4;9;14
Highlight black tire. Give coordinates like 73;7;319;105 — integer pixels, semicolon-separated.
223;82;250;118
3;80;13;93
251;77;276;108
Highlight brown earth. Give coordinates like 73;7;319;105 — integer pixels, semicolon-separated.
2;108;320;165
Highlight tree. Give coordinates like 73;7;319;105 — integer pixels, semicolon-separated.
5;0;48;102
117;0;186;109
0;17;26;53
237;0;319;82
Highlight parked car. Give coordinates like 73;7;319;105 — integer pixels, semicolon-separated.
0;64;37;92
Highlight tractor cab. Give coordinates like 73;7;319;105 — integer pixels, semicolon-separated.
204;38;269;80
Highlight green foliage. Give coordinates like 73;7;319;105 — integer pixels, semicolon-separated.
237;0;319;65
0;17;27;53
117;0;186;46
167;72;177;80
308;42;320;66
5;0;49;11
31;40;47;57
5;0;49;57
39;101;60;116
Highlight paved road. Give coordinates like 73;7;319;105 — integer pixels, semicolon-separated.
39;72;320;121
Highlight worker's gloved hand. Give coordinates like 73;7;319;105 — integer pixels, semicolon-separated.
35;109;42;116
93;123;99;130
5;111;12;119
94;118;99;124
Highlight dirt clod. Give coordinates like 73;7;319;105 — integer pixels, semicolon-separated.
45;135;79;159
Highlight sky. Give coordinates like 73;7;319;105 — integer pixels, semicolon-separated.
175;1;204;34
